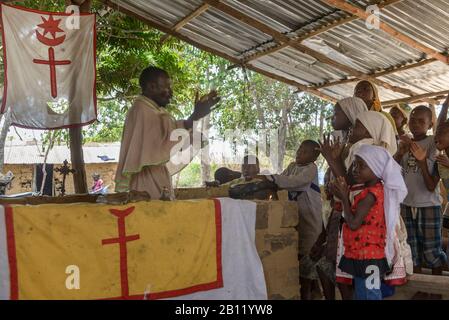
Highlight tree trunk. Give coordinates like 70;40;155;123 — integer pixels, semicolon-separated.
319;102;325;138
277;105;288;173
244;70;265;129
429;104;437;134
0;112;11;173
200;114;211;186
67;0;92;194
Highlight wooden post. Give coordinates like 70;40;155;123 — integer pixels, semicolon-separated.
67;0;92;194
430;104;438;134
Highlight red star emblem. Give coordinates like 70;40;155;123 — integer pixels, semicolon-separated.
37;15;64;39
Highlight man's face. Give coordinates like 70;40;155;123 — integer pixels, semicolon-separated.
354;81;375;110
145;74;173;107
409;109;432;137
332;103;351;130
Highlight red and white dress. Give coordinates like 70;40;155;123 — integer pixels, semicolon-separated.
336;182;409;284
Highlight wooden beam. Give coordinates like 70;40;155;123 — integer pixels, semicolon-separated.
101;0;336;102
240;0;402;63
248;65;337;102
396;273;449;297
160;3;210;44
313;58;437;89
66;0;91;194
430;104;438;133
383;90;449;106
203;0;418;99
323;0;449;64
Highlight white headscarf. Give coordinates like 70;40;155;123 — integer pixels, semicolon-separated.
354;144;408;266
357;110;397;155
344;111;397;169
338;97;368;125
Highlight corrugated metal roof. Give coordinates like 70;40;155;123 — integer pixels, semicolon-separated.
106;0;449;105
4;143;120;164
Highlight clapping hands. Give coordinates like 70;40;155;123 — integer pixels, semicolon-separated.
437;153;449;168
318;133;344;162
410;142;427;162
329;176;349;201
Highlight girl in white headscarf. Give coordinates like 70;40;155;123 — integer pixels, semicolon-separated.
321;97;369;176
331;97;369;145
316;97;369;300
345;110;397;169
332;145;408;300
339;97;370;126
334;110;407;295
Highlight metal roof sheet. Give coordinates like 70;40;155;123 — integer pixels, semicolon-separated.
105;0;449;105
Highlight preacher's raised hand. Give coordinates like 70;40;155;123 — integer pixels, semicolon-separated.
191;90;221;121
184;91;221;129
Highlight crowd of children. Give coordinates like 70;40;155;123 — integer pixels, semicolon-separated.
206;81;449;300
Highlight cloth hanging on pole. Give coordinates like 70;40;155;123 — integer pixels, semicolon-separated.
0;4;97;129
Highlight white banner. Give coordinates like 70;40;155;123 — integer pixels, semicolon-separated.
0;4;97;129
167;198;268;300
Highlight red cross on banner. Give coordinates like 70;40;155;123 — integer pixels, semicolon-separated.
32;15;71;99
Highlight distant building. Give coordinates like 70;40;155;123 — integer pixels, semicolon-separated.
3;142;119;195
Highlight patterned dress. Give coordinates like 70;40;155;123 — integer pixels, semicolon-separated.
339;182;389;278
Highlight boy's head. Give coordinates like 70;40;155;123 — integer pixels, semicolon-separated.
408;105;433;138
331;102;352;130
241;155;260;181
352;155;378;185
389;105;408;131
349;119;371;144
435;121;449;151
296;140;320;165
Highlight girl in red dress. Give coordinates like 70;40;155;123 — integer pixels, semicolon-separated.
331;144;407;300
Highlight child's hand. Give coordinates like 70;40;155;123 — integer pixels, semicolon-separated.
397;135;412;156
330;176;349;200
318;134;344;162
410;142;427;162
437;154;449;168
